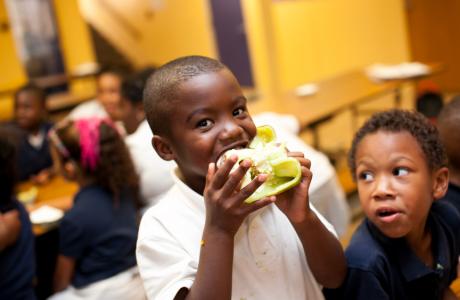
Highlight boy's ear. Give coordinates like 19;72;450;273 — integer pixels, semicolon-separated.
432;167;449;200
152;135;175;161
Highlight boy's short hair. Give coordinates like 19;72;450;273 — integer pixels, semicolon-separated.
437;96;460;169
348;109;447;179
14;83;46;106
121;67;156;105
143;56;226;136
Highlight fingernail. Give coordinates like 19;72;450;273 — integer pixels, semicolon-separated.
257;174;268;181
240;159;251;167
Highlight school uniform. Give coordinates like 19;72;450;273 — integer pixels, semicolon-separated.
124;120;175;208
441;182;460;214
137;168;336;300
0;199;36;300
50;185;145;300
323;201;460;300
12;122;53;181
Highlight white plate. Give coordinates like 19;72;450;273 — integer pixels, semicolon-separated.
30;205;64;225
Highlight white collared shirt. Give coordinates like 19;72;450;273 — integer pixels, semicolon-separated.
125;120;175;207
67;99;108;120
137;168;335;300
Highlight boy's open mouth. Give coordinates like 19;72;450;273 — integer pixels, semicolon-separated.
376;207;401;222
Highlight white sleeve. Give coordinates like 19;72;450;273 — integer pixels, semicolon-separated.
136;212;197;300
309;202;338;238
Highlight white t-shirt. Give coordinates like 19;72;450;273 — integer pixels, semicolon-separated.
253;113;350;237
136;168;336;300
67;99;108;120
125;120;176;208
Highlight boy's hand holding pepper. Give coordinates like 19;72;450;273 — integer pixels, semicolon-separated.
203;155;275;237
274;151;314;224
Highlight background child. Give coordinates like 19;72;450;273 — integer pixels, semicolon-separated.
6;83;54;183
137;55;346;299
0;133;36;299
67;68;126;121
437;96;460;213
323;109;460;299
48;118;145;300
119;67;175;209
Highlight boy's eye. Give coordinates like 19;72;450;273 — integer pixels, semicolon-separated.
233;107;246;116
358;171;374;181
393;167;409;177
196;119;213;129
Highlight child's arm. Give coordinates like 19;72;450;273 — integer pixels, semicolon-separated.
0;210;21;251
179;156;275;300
275;152;346;288
53;255;76;292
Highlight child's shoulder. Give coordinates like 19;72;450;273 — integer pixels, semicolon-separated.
430;200;460;230
345;219;391;271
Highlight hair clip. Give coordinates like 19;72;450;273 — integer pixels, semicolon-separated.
48;128;70;158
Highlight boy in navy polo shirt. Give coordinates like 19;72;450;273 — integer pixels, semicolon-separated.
323;109;460;300
437;96;460;213
8;84;54;182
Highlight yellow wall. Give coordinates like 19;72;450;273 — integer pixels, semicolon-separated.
53;0;97;96
0;0;26;120
53;0;95;73
269;0;410;90
79;0;217;67
0;0;96;121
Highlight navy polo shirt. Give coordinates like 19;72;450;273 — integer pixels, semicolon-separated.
323;201;460;300
440;183;460;214
15;122;53;181
59;185;138;288
0;199;36;299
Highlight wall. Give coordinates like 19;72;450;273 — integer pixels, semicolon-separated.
53;0;97;96
79;0;217;68
0;0;26;120
243;0;410;92
0;0;96;121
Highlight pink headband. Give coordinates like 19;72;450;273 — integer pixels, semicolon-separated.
75;118;119;171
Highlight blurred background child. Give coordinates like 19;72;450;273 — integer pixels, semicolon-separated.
48;118;145;300
437;96;460;213
0;133;36;300
67;68;126;121
119;67;175;209
5;84;54;183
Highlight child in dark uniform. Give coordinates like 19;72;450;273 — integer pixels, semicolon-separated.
9;84;54;183
48;118;145;299
323;109;460;300
0;134;36;299
437;96;460;213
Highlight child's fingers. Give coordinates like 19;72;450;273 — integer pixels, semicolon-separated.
239;195;276;215
297;157;311;169
287;152;311;169
220;159;252;196
229;173;268;206
287;151;304;158
210;155;238;189
299;166;313;196
205;162;216;188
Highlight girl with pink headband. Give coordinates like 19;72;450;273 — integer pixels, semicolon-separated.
48;118;145;299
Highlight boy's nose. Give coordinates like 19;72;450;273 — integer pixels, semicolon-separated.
219;121;244;141
372;176;395;200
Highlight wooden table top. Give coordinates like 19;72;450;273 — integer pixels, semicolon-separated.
17;176;78;235
248;64;442;132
